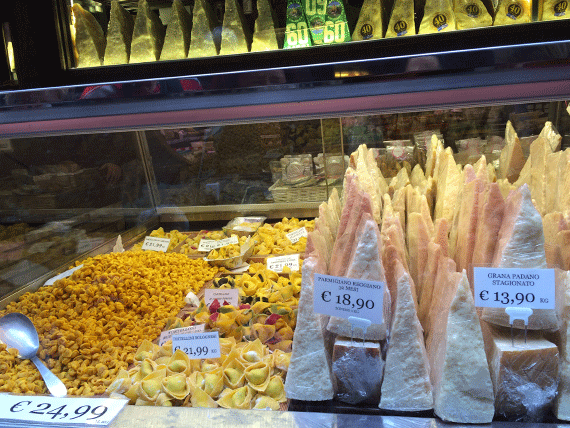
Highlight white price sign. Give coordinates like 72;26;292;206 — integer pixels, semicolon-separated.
313;274;384;324
172;331;221;360
158;324;206;346
474;267;555;309
198;236;239;252
286;227;308;244
267;254;300;273
141;236;170;252
204;288;240;307
0;394;127;426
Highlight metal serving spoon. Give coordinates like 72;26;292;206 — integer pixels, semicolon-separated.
0;313;67;397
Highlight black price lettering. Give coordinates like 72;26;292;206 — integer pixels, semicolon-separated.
87;405;108;420
492;291;535;305
46;405;67;420
30;403;51;415
10;401;31;413
394;20;407;34
70;405;92;420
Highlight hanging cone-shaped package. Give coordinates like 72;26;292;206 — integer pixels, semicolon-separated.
161;0;192;60
453;0;493;28
493;0;532;24
419;0;456;33
104;0;134;65
130;0;165;63
283;0;313;48
303;0;326;45
385;0;416;37
322;0;351;44
188;0;218;58
540;0;569;20
72;3;106;67
251;0;280;51
219;0;251;55
352;0;384;40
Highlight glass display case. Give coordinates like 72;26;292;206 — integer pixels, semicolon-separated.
1;1;570;427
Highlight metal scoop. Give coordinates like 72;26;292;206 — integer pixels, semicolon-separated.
0;313;67;397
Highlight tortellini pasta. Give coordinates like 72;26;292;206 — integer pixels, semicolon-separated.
251;218;314;255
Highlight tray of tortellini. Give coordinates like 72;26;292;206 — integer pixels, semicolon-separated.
223;216;266;237
203;236;255;270
131;227;189;252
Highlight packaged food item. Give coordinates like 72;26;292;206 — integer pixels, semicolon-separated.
283;0;313;49
160;0;192;60
188;0;218;58
224;217;266;236
540;0;570;19
352;0;384;40
323;0;351;44
104;0;134;65
130;0;165;63
453;0;493;28
280;154;313;184
219;0;251;55
493;0;532;25
251;0;280;51
419;0;456;33
313;154;348;179
71;3;105;67
385;0;416;36
303;0;327;44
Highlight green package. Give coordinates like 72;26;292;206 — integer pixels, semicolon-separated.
303;0;326;44
283;0;313;49
323;0;351;44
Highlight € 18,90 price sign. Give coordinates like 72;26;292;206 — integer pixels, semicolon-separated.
0;394;128;426
473;267;555;309
172;331;221;360
313;274;384;324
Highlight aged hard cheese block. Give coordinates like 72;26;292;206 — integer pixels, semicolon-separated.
434;147;462;224
529;135;552;216
556;149;570;213
453;0;492;29
72;3;105;67
104;1;134;65
188;0;218;58
219;0;251;55
160;0;192;60
419;0;456;33
493;0;532;25
385;0;416;37
130;0;165;63
352;0;383;40
428;271;495;423
284;255;334;400
481;322;559;421
471;182;505;269
541;0;570;19
251;0;279;51
498;120;525;183
332;338;383;404
379;268;433;411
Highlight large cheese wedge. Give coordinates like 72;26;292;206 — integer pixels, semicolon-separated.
188;0;218;58
493;0;532;25
556;230;570;271
380;267;432;411
454;0;492;29
130;0;165;63
425;257;460;341
104;1;134;65
326;187;342;237
333;338;384;404
425;134;444;178
219;0;251;55
418;241;443;329
543;211;567;268
433;217;449;257
529;135;553;216
72;3;105;68
419;0;456;33
365;148;389;199
556;149;570;213
251;0;279;51
385;0;416;37
160;0;192;60
391;187;407;231
352;0;383;40
434;147;462;224
355;145;382;223
429;271;495;423
482;184;557;330
481;321;558;421
498;120;525;183
471;182;505;269
284;255;334;400
540;121;562;152
327;213;390;340
410;164;426;188
389;167;410;195
554;271;570;420
406;212;431;301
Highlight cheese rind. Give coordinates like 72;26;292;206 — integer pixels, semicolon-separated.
104;1;134;65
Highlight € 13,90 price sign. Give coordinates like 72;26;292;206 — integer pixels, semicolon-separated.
312;274;384;324
0;394;128;426
172;331;221;360
473;267;555;309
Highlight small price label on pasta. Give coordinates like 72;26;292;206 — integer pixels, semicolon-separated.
159;324;206;346
198;236;239;252
474;267;555;309
0;394;128;426
141;237;170;252
204;288;240;307
172;332;221;360
286;227;308;244
313;274;384;324
267;254;300;273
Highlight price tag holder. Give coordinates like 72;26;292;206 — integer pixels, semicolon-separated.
158;324;206;346
313;274;384;324
286;227;308;244
172;332;221;360
474;267;555;309
198;236;239;252
141;237;170;252
266;254;300;273
204;288;240;307
0;394;128;426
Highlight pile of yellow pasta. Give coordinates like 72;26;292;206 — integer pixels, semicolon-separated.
178;230;226;255
251;218;314;255
0;251;219;396
206;235;248;260
131;227;187;252
106;337;289;409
